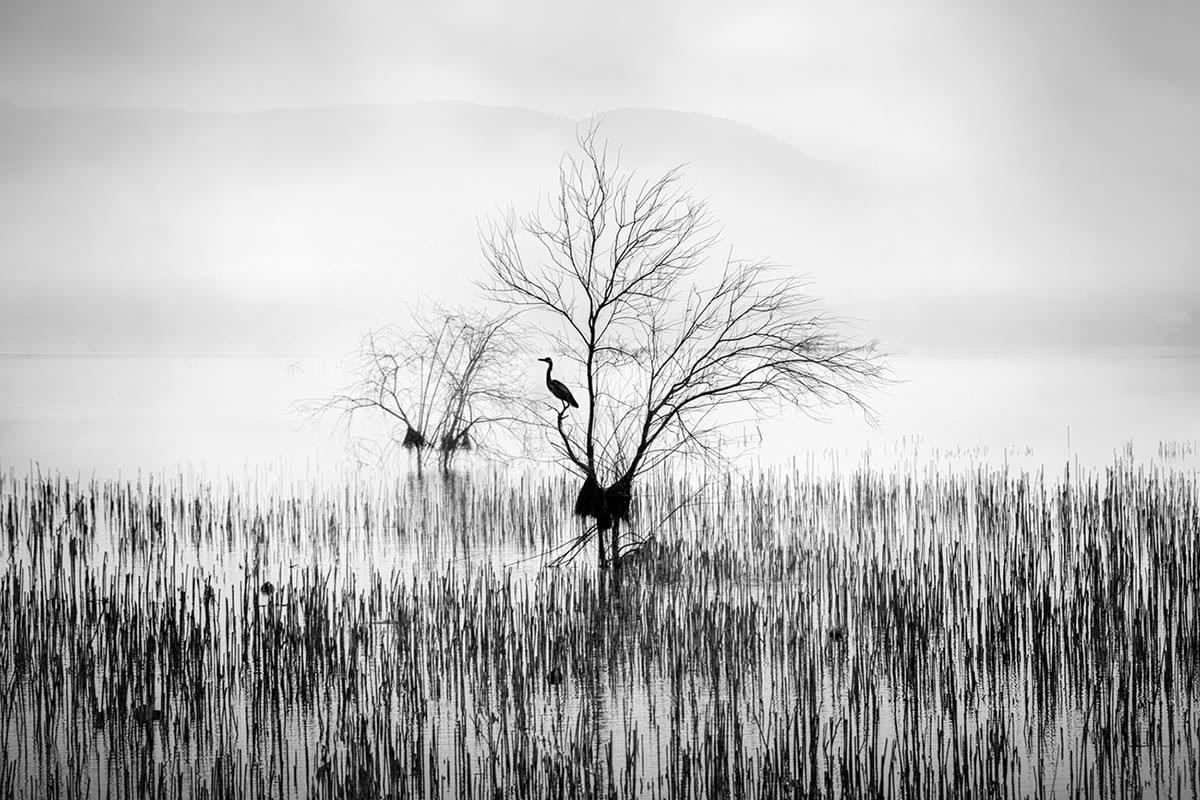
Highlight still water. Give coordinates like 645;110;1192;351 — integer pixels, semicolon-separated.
3;458;1198;798
1;352;1198;476
2;351;1198;797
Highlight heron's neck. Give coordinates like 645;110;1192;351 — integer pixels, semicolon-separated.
544;362;553;383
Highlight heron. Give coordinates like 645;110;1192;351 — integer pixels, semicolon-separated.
537;357;579;410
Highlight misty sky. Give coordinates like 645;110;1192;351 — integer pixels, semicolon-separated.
1;0;1198;473
2;0;1197;167
0;0;1198;356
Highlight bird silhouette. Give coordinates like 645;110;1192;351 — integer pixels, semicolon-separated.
538;357;579;410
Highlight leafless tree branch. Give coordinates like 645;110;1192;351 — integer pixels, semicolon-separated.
479;126;890;566
304;305;537;476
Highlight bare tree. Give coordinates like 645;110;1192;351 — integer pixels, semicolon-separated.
311;307;533;477
482;129;887;567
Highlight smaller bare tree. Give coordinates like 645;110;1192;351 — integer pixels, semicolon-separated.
311;307;532;476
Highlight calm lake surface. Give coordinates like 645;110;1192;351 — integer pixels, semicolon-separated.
3;458;1199;798
1;352;1198;476
2;351;1199;798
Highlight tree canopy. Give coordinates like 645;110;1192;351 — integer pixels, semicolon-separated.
481;130;887;566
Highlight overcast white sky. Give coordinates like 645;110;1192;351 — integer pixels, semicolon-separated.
0;0;1198;356
1;0;1198;471
2;0;1197;170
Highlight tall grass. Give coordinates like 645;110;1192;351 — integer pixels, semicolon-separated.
1;454;1197;798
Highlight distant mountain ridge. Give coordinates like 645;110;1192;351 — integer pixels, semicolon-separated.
0;100;1194;356
0;101;837;187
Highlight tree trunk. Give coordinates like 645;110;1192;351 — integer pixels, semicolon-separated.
610;518;622;571
597;525;608;569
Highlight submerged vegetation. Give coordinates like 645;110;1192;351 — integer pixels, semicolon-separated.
2;453;1199;798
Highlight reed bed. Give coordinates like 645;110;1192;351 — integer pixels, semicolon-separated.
1;454;1198;799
